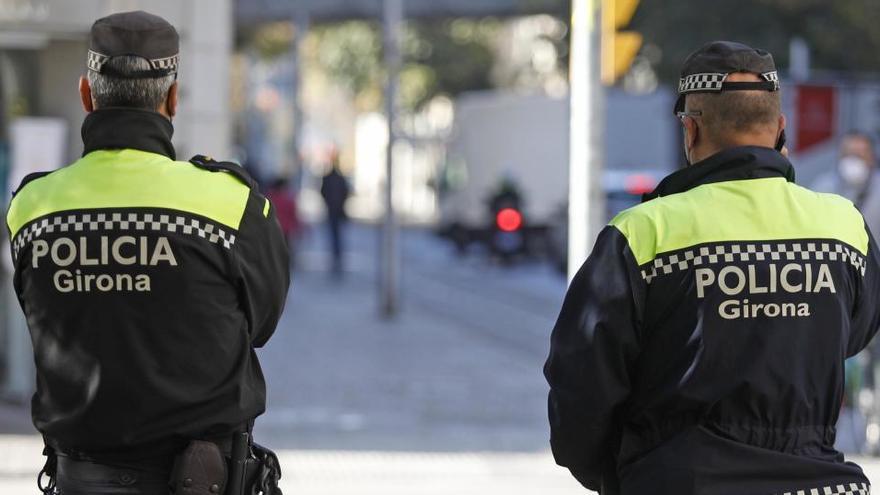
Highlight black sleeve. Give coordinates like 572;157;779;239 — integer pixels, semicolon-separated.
543;225;644;490
850;223;880;357
235;191;290;348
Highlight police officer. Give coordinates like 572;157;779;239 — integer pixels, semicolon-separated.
544;41;880;494
6;11;289;494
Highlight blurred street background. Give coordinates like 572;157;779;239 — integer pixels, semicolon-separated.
2;0;880;492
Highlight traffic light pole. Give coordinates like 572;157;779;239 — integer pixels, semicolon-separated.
568;0;605;280
380;0;402;318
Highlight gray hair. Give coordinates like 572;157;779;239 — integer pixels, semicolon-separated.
87;55;175;110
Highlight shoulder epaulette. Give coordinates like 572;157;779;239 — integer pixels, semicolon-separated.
12;171;53;198
189;155;257;189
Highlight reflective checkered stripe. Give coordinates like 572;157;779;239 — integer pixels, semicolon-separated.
782;482;869;495
640;241;867;284
11;211;236;261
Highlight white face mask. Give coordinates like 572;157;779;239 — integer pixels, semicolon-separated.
838;156;871;187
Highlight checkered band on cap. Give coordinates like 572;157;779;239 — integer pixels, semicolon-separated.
87;50;110;72
678;70;780;95
678;73;727;94
87;49;179;75
150;54;179;72
763;70;780;90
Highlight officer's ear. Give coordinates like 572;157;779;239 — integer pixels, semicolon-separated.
164;81;178;119
78;76;94;113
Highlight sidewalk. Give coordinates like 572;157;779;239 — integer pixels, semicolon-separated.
2;430;880;494
249;226;562;454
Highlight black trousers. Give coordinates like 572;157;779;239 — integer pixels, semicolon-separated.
56;456;171;495
326;215;345;274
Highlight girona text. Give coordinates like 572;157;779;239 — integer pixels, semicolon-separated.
30;236;178;293
695;263;835;320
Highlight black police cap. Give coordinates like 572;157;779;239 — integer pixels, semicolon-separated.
674;41;779;114
87;10;179;79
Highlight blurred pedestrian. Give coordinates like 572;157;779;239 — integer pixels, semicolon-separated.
545;41;878;495
6;11;287;495
267;176;303;269
812;132;880;233
320;152;351;277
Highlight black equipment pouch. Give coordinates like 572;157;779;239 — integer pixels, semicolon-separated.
250;442;283;495
171;440;228;494
226;432;283;495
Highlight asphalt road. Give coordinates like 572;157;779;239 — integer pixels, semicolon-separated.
254;224;567;453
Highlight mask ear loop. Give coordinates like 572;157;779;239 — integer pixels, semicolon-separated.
684;116;698;165
775;129;787;152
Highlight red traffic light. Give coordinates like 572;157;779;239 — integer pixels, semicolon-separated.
496;208;523;232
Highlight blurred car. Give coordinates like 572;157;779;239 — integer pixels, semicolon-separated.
544;169;663;275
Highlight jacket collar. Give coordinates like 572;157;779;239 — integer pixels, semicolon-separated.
81;108;176;160
643;146;796;202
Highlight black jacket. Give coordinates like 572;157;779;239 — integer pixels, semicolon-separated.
320;169;350;219
6;108;289;461
545;147;879;495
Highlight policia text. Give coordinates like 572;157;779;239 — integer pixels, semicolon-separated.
695;262;836;320
30;235;178;293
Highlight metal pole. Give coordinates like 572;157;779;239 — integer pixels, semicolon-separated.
380;0;402;317
567;0;605;281
290;2;309;180
788;37;810;83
